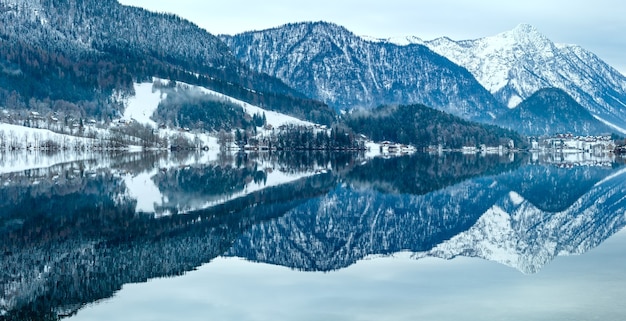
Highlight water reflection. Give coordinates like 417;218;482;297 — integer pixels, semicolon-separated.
1;151;625;320
227;155;626;274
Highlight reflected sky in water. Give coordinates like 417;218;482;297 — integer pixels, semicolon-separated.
73;229;626;321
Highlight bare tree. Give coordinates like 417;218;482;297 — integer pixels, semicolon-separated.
217;129;234;151
33;132;42;149
8;130;19;150
22;131;30;149
0;130;5;150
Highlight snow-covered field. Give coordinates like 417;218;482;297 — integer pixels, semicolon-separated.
0;150;96;176
0;123;97;147
114;78;324;150
180;81;314;129
0;124;102;174
0;75;412;160
0;77;316;158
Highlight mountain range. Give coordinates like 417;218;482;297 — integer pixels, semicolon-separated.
421;24;626;133
0;0;336;125
1;0;626;139
0;152;344;320
3;4;626;319
225;22;626;135
222;22;503;122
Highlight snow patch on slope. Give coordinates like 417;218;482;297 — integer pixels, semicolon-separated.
192;169;317;211
121;82;166;127
507;95;523;108
592;115;626;135
178;82;313;128
151;163;324;217
593;166;626;188
509;192;524;206
361;35;424;46
120;78;312;129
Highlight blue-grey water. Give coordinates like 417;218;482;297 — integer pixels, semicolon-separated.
1;151;625;320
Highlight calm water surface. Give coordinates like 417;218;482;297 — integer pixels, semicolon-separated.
1;151;625;320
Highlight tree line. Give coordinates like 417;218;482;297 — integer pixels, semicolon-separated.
344;104;528;149
217;124;366;151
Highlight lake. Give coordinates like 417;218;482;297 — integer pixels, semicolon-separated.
1;150;626;320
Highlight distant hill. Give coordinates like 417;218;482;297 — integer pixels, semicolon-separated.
343;104;527;149
496;88;614;136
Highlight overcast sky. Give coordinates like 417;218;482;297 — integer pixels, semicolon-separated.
118;0;626;74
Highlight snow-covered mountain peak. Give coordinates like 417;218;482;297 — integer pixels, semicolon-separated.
425;24;626;131
495;24;556;58
424;24;558;95
501;24;549;45
265;21;353;40
310;21;350;33
424;36;458;48
507;23;542;39
417;168;626;274
511;23;537;33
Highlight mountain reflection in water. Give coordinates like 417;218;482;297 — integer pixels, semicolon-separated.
1;150;625;320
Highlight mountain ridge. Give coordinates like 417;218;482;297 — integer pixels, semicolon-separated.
0;0;340;125
2;3;625;138
222;21;505;122
422;23;626;133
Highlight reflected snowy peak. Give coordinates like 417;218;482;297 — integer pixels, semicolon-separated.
228;157;626;274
